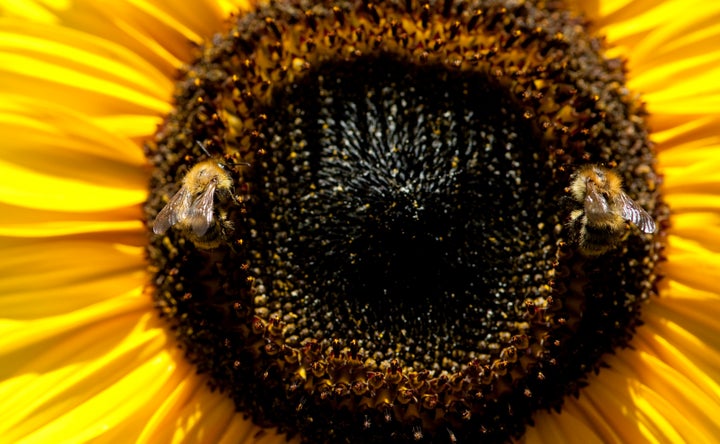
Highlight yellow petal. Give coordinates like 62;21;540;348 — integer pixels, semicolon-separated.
659;145;720;169
662;236;720;295
0;313;174;442
0;0;64;24
0;239;144;320
624;2;720;68
1;0;221;76
0;18;174;99
660;278;720;301
646;299;720;385
629;324;720;440
663;160;720;192
0;97;149;165
92;114;166;140
652;115;720;148
668;212;720;251
0;97;149;211
0;158;147;211
138;366;289;444
0;203;144;238
524;401;607;444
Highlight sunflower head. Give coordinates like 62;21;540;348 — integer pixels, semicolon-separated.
144;0;667;441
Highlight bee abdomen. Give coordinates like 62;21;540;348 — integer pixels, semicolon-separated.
189;211;234;249
579;221;624;256
569;211;624;256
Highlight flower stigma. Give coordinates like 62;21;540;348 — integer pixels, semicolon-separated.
144;1;668;442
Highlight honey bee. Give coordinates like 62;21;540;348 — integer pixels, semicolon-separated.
153;143;243;249
568;164;656;256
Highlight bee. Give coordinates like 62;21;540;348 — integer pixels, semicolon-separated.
153;143;244;249
568;164;656;256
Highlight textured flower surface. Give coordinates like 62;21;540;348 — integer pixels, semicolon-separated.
1;0;719;443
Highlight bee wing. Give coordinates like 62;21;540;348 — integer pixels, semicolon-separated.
583;183;610;216
186;181;217;237
153;186;192;234
618;191;656;233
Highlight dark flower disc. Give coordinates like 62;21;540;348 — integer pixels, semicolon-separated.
144;1;668;442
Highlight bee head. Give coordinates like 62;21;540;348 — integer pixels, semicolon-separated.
196;140;250;171
569;164;624;203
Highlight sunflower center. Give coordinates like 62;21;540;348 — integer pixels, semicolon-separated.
143;1;666;442
251;57;556;356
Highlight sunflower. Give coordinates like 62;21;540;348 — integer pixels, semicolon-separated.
1;0;718;443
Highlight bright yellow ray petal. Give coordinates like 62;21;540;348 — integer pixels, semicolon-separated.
535;328;720;444
652;115;720;148
136;371;203;443
0;0;63;24
631;51;720;102
571;368;652;444
0;97;149;211
102;3;205;65
628;385;697;443
217;0;253;17
0;97;149;165
630;331;720;440
596;0;634;16
663;160;720;192
659;145;720;169
621;2;720;68
0;52;170;117
0;302;154;413
92;114;166;140
595;361;697;443
0;313;178;443
0;146;146;209
651;115;720;140
551;397;622;443
668;212;720;252
642;84;720;116
138;367;291;444
218;415;289;444
0;19;174;99
0;158;146;211
660;278;720;301
0;203;144;238
590;0;720;115
2;0;201;76
644;299;720;389
124;0;229;44
663;192;720;212
1;271;145;321
594;0;704;42
0;239;145;319
662;236;720;295
0;289;147;358
176;386;245;443
523;401;607;444
594;0;719;56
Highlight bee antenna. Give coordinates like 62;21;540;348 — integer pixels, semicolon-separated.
197;140;251;167
196;140;213;157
